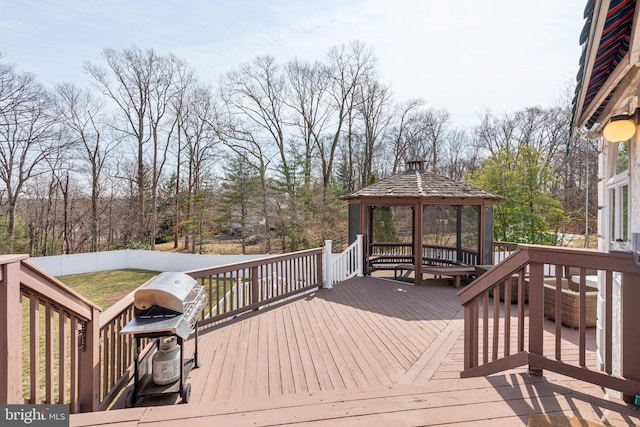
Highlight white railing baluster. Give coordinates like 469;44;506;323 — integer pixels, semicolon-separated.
328;234;363;285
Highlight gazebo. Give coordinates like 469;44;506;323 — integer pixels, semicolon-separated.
341;160;503;285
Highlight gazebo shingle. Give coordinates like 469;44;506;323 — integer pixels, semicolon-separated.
341;168;502;201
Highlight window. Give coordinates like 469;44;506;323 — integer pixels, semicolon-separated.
607;141;629;246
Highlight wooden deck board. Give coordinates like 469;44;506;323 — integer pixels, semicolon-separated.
71;276;639;427
399;309;464;383
311;294;369;388
324;285;396;387
241;316;257;398
274;307;295;395
291;301;333;391
301;293;355;390
281;305;309;394
330;286;411;375
256;316;271;397
215;320;244;400
191;323;229;402
342;283;427;363
296;297;346;390
265;308;282;396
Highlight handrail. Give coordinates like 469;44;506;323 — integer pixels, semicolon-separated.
1;256;101;413
459;244;640;399
458;248;527;305
186;247;324;328
21;260;99;320
330;235;363;285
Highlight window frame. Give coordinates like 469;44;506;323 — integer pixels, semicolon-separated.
606;141;630;247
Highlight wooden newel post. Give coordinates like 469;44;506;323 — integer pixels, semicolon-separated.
316;251;324;288
0;257;25;404
527;261;544;377
251;266;259;307
463;300;479;371
622;271;640;402
78;306;100;412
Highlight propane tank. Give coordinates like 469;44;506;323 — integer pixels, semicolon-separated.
152;337;180;385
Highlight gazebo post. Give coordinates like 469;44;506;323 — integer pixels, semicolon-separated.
479;202;486;265
456;206;463;263
414;201;423;285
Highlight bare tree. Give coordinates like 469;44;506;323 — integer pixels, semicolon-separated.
0;56;20;116
178;84;219;253
212;102;275;253
422;108;450;173
323;41;375;194
221;56;292;193
387;99;424;173
0;66;59;251
146;54;194;249
440;128;479;181
84;47;157;245
355;79;393;186
85;47;196;248
285;58;331;196
21;172;58;255
54;82;118;252
473;110;517;156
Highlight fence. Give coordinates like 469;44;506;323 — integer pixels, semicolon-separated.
30;250;273;277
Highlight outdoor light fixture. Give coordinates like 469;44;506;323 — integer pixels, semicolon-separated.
602;115;636;142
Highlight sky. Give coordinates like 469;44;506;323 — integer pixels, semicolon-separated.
1;0;587;129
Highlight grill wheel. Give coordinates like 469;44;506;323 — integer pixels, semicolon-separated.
181;383;191;404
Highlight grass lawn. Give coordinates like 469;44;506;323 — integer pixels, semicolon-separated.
57;269;160;310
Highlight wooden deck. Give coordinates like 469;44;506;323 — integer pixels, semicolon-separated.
71;277;639;426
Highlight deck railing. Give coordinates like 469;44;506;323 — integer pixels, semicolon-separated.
369;242;479;266
186;248;323;327
458;244;640;399
96;291;142;411
0;247;325;413
0;255;101;413
329;235;364;286
491;241;517;264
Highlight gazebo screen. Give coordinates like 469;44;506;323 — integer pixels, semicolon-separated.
423;205;457;248
422;204;480;265
371;206;413;243
461;205;480;252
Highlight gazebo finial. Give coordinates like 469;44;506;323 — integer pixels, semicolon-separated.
406;159;425;171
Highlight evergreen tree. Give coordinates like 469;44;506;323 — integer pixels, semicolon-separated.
367;174;398;242
219;155;260;254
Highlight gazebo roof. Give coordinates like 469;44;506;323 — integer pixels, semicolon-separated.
341;161;503;201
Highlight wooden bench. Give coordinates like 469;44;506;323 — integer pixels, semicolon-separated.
421;265;476;288
393;263;415;278
368;255;414;272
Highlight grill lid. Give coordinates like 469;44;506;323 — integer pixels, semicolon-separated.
134;272;197;313
121;272;208;339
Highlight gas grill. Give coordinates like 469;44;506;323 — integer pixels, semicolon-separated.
120;272;208;406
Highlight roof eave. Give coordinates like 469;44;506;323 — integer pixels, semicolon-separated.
573;0;609;132
573;0;640;135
